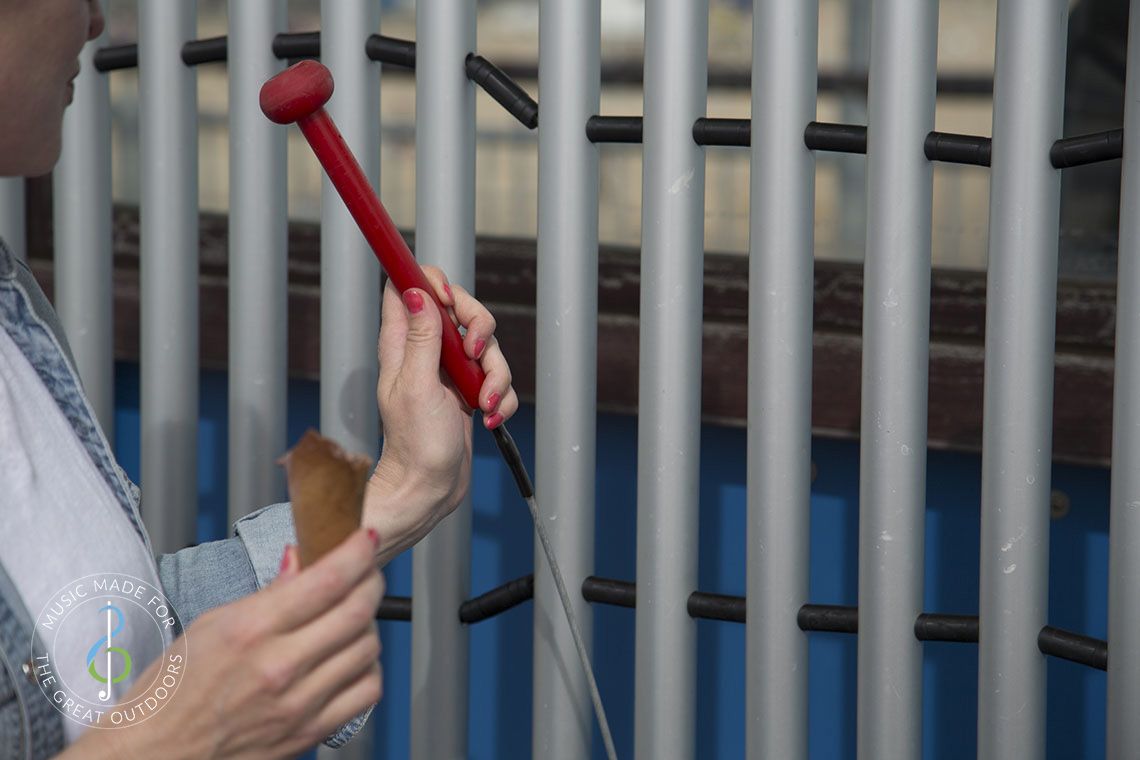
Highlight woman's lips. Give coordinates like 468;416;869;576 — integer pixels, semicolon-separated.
66;67;80;104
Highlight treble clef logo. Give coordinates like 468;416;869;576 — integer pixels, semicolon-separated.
85;603;132;703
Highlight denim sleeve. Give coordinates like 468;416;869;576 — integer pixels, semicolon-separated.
157;502;374;749
156;537;260;629
154;503;297;628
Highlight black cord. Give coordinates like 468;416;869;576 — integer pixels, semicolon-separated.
489;424;618;760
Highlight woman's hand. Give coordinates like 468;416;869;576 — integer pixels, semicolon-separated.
63;530;384;760
365;266;518;564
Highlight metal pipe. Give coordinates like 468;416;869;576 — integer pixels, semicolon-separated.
138;0;199;555
462;575;535;624
93;44;138;72
53;28;114;436
797;605;859;634
839;0;870;257
0;179;24;263
316;0;382;506
465;55;538;129
924;132;992;167
1039;626;1107;672
365;35;416;69
747;0;820;756
687;592;745;624
635;0;708;756
977;1;1069;757
856;0;938;757
746;0;818;758
585;116;643;144
317;3;381;758
582;576;636;608
1050;129;1124;169
803;122;868;154
532;0;600;755
913;614;979;643
1107;0;1140;752
272;32;320;62
410;0;475;757
227;0;287;525
692;118;750;147
181;36;228;66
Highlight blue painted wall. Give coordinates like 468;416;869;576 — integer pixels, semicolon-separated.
111;364;1109;759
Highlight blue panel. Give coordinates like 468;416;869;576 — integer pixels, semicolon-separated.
467;405;537;760
808;438;861;760
109;363;1111;759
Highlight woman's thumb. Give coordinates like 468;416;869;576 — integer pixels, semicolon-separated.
399;288;443;378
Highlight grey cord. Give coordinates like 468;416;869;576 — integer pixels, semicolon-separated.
524;495;619;760
492;426;617;760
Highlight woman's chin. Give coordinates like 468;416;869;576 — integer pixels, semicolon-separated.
0;139;62;178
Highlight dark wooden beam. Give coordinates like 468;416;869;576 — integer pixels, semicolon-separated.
22;203;1116;467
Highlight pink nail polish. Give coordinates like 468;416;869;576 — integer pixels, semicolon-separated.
485;412;504;429
486;392;500;410
474;338;486;358
403;290;425;314
444;284;454;302
367;528;380;549
278;546;291;574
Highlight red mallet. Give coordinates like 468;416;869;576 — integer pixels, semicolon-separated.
260;60;485;412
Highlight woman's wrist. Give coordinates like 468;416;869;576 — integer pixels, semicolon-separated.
362;455;459;565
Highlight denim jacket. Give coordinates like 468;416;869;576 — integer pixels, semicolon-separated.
0;240;369;757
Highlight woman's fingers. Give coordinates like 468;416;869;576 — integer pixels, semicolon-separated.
384;270;510;387
484;387;520;430
476;338;513;414
258;529;379;634
301;660;383;747
288;624;381;717
274;569;384;683
378;266;517;431
447;283;497;360
419;265;460;325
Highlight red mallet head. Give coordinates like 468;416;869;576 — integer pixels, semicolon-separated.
260;59;334;125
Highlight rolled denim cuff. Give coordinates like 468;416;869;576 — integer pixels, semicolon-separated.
232;502;297;589
323;704;376;749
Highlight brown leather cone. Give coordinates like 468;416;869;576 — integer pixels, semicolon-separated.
279;429;372;568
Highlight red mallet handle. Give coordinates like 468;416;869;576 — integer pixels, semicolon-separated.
260;60;485;411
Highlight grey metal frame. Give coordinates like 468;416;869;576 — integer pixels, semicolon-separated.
1107;0;1140;754
532;0;602;757
410;0;476;758
634;0;708;757
138;0;200;556
54;28;114;437
977;1;1069;757
746;1;818;757
317;2;383;757
856;1;939;757
227;0;288;524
